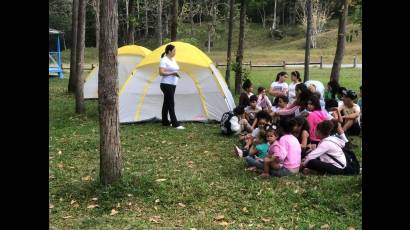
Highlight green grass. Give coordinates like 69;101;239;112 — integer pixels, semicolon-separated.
49;68;362;229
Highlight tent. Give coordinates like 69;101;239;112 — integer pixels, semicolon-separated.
118;41;235;123
83;45;152;99
49;28;64;79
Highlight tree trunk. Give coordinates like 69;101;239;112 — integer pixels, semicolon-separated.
158;0;163;45
144;0;148;38
199;8;202;26
330;0;349;83
125;0;129;35
235;0;246;95
128;0;135;44
68;0;79;93
165;11;169;36
75;0;86;113
136;0;140;38
225;0;234;89
272;0;277;30
207;23;211;53
190;0;194;35
95;0;100;52
171;0;178;41
99;0;122;185
303;0;312;82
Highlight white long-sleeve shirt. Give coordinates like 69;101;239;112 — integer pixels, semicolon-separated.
304;136;347;169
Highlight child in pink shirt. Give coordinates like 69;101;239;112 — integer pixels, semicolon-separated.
306;95;328;145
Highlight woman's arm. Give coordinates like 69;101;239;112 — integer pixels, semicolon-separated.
300;130;309;149
342;111;360;120
274;105;299;116
269;88;287;97
303;142;328;166
159;67;179;77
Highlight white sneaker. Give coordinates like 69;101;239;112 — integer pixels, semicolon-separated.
175;126;185;130
235;146;243;157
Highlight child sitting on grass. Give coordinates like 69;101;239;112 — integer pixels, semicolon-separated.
239;79;254;107
245;95;262;129
260;119;301;177
256;87;273;112
289;116;311;159
271;95;290;125
244;129;270;171
339;89;361;136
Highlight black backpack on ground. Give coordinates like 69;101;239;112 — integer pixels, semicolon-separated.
220;111;235;135
326;147;360;175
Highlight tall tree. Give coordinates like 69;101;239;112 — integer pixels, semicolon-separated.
170;0;178;41
128;0;136;44
158;0;163;45
75;0;86;113
303;0;312;82
68;0;79;93
189;0;194;35
272;0;277;30
330;0;349;83
99;0;122;184
144;0;149;37
225;0;234;89
92;0;100;52
235;0;246;94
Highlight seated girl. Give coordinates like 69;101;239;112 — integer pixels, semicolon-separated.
256;87;273;112
244;129;270;171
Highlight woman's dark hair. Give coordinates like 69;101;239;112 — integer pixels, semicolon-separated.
258;129;267;142
233;106;245;116
279;117;293;134
291;71;301;82
275;71;288;82
257;87;265;94
329;119;339;136
273;95;289;106
249;95;258;102
290;116;310;132
316;120;335;137
307;94;322;111
325;99;338;111
256;110;271;122
295;83;313;108
327;81;340;100
242;79;252;91
161;44;175;58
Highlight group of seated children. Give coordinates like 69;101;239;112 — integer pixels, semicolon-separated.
223;73;361;177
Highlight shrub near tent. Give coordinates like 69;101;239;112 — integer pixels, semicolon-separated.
83;45;152;99
118;41;236;123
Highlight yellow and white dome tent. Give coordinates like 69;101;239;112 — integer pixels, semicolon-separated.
83;45;152;99
118;41;235;123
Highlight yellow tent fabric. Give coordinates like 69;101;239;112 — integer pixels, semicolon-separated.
136;41;213;68
117;45;152;56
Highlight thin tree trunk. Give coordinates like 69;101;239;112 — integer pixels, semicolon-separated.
99;0;122;185
235;0;246;95
330;0;349;83
273;0;277;30
144;0;148;38
199;8;202;26
128;0;135;44
171;0;178;41
207;23;211;53
125;0;129;35
225;0;234;89
165;11;169;36
75;0;86;113
158;0;163;45
137;0;140;38
190;0;194;35
95;0;100;53
282;0;285;25
304;0;312;82
68;0;79;93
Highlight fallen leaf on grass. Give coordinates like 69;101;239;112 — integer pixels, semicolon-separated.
82;175;92;181
128;202;132;206
161;141;166;144
204;151;209;153
261;217;271;223
91;197;98;201
127;194;133;197
308;224;315;229
242;207;248;213
110;209;119;216
70;200;77;205
155;179;167;182
279;227;287;230
217;221;229;226
256;224;262;228
49;204;54;209
58;150;62;155
155;199;160;203
57;163;64;169
214;215;225;221
63;216;72;219
72;203;79;208
87;204;99;209
189;228;197;230
149;216;161;223
178;203;186;207
348;227;355;230
320;224;330;229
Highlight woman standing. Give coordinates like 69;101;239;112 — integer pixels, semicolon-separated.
288;71;302;105
159;44;185;129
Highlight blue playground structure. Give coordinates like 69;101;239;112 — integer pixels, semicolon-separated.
49;28;64;79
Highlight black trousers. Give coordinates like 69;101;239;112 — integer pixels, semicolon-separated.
160;83;180;127
305;159;344;175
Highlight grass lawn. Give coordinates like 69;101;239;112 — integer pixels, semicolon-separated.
49;67;362;229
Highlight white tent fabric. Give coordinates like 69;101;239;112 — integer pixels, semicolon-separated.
118;42;235;123
83;45;151;99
